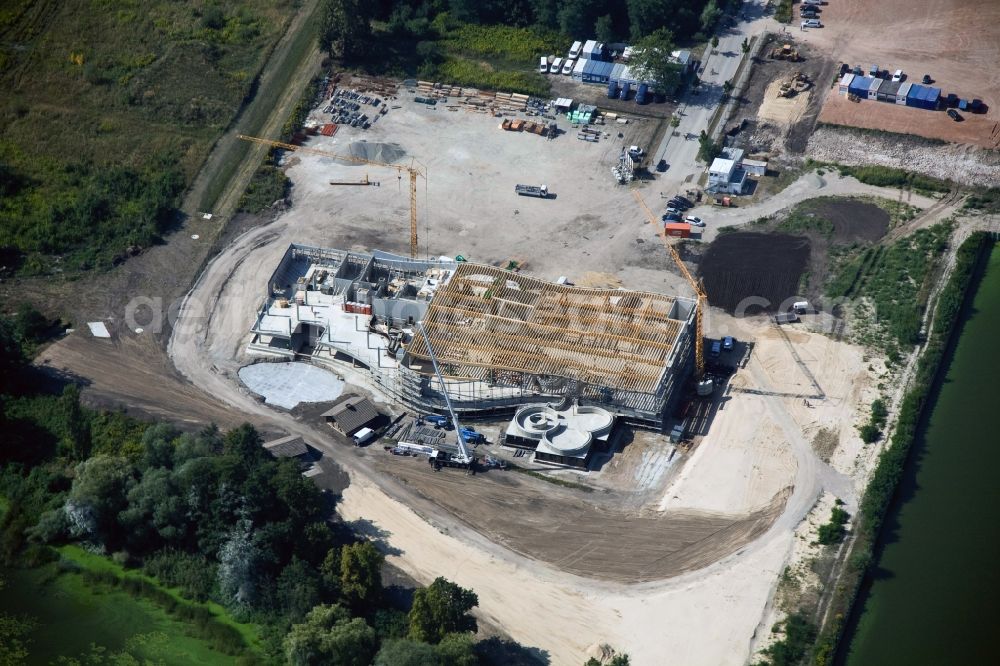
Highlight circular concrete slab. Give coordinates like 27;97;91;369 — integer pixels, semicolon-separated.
238;362;344;410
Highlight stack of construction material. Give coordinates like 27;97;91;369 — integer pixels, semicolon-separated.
500;118;549;136
409;80;528;114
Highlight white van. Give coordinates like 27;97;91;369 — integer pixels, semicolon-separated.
561;58;574;75
892;69;904;82
539;57;548;73
569;41;582;59
352;427;376;446
550;57;563;73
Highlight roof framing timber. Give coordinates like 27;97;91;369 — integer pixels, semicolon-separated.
406;263;691;394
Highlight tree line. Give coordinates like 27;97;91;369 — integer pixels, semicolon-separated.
319;0;736;64
0;314;527;665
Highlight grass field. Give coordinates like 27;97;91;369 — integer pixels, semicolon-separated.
828;223;952;357
0;0;299;274
1;545;262;664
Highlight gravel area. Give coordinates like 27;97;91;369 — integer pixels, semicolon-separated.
806;125;1000;187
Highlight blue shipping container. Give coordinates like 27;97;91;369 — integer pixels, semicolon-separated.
636;83;649;104
848;75;872;97
927;87;941;109
620;81;631;100
906;84;924;107
607;80;618;98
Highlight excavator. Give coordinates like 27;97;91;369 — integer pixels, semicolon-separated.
632;190;713;396
237;134;424;259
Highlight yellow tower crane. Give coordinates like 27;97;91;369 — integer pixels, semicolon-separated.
237;134;425;259
632;189;709;381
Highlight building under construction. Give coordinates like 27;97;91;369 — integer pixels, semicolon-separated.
249;244;697;427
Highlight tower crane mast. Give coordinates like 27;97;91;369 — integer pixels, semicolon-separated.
632;190;708;380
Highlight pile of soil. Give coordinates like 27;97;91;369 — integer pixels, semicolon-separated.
813;199;889;242
699;233;810;314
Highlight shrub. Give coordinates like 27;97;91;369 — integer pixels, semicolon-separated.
859;423;881;444
835;165;951;194
817;506;850;545
774;0;793;23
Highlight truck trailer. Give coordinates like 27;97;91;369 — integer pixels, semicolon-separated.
515;184;550;198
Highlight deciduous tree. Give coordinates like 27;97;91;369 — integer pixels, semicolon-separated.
627;28;683;94
340;541;384;610
318;0;372;62
408;577;478;644
284;604;377;666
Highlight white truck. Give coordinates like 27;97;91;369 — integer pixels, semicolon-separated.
515;184;550;198
352;427;376;446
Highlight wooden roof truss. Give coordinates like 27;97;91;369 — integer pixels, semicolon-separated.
406;264;688;394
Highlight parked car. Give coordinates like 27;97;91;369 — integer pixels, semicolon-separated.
710;340;722;358
947;108;963;122
675;195;694;207
668;199;690;210
685;216;704;226
922;73;933;84
539;57;549;73
663;213;683;222
656;159;668;172
722;335;735;351
892;69;904;82
550;57;563;73
423;414;451;428
665;206;681;214
800;8;818;18
801;19;822;28
561;58;574;75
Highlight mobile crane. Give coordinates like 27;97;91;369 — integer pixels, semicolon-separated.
416;322;475;469
237;134;425;259
632;190;712;395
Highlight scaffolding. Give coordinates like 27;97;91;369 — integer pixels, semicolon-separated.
404;263;694;413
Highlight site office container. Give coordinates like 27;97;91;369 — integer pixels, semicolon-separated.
839;73;855;94
877;80;901;102
906;83;925;108
896;81;912;105
925;87;942;109
848;75;873;97
867;77;882;100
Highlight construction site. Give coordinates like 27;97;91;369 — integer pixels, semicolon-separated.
141;62;924;664
250;244;697;429
25;4;995;662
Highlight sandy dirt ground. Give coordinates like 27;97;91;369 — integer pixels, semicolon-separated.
757;81;812;127
819;94;1000;149
154;92;889;662
795;0;1000;145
